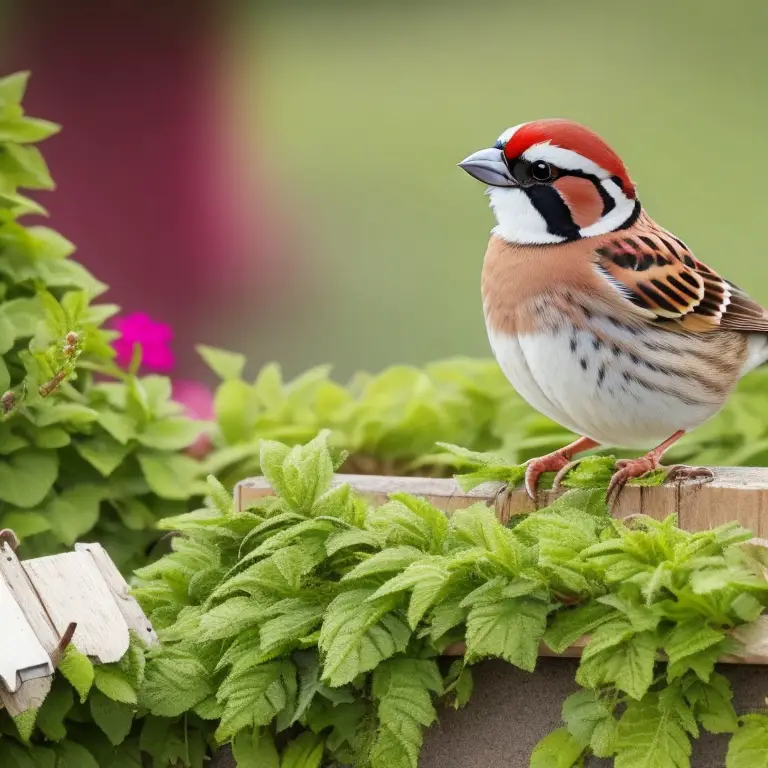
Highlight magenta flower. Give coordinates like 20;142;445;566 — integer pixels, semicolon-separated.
113;313;175;372
172;380;215;421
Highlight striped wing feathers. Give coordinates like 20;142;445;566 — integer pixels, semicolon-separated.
596;226;768;333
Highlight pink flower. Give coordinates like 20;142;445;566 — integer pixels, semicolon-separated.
113;313;175;372
172;380;215;421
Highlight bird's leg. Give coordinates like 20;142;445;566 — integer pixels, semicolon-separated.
522;436;600;500
605;430;712;505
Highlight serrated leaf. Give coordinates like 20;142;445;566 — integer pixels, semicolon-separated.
562;690;615;751
319;589;411;686
280;731;325;768
58;645;94;702
544;602;617;654
141;649;213;716
615;693;691;768
371;558;452;628
465;595;548;671
726;714;768;767
529;728;586;768
198;596;267;642
343;545;423;581
326;528;382;557
94;665;138;705
369;659;442;768
684;673;739;734
577;630;657;701
215;660;294;742
664;622;725;665
89;689;135;745
231;727;280;768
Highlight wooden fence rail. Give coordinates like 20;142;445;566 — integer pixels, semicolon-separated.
236;467;768;666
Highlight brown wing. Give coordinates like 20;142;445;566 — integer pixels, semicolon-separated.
595;223;768;333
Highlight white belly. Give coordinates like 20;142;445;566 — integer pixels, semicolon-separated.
486;324;726;449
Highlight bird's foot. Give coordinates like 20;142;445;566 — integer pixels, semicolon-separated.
606;454;661;506
551;458;587;491
665;464;715;484
524;450;573;499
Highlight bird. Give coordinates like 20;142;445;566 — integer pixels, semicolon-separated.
459;119;768;503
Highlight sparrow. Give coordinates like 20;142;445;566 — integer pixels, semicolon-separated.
459;119;768;502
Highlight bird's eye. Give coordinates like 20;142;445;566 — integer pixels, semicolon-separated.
530;161;553;182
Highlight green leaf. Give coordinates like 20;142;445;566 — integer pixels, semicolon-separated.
89;689;135;745
343;546;424;582
215;660;294;742
280;732;325;768
726;714;768;767
0;116;60;143
13;707;38;744
54;742;99;768
198;597;268;642
74;433;133;476
578;628;657;700
215;379;254;444
0;71;29;106
0;449;58;508
664;622;726;666
272;433;335;513
529;728;586;768
319;589;411;686
96;409;135;444
94;665;138;705
370;659;442;768
562;690;617;758
0;510;50;538
58;645;94;702
465;595;548;672
685;673;739;734
197;344;246;381
544;602;617;654
136;417;202;451
35;682;73;741
137;451;200;500
371;558;452;628
615;693;691;768
141;649;213;717
47;483;104;545
231;728;280;768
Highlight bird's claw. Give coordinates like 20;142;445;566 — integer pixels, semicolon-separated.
665;464;715;484
605;456;658;507
524;451;572;500
551;458;585;491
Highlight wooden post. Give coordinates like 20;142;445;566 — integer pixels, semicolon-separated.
236;467;768;533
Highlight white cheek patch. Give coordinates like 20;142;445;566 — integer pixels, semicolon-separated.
579;179;637;238
487;187;566;245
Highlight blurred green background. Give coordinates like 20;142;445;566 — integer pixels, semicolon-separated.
228;0;768;377
5;0;768;381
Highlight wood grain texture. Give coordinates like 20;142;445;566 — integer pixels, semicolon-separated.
75;543;159;647
0;579;52;692
236;467;768;530
23;552;130;664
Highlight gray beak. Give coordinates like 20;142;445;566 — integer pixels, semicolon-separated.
458;147;517;187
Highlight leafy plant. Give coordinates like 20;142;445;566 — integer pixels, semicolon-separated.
0;71;205;570
121;435;768;766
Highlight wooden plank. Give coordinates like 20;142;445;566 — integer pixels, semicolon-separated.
75;543;159;647
0;579;52;692
236;467;767;530
0;541;59;715
23;552;130;664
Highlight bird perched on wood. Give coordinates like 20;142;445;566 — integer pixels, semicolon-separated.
459;119;768;503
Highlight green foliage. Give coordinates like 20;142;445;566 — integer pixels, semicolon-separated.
0;71;204;570
126;436;768;766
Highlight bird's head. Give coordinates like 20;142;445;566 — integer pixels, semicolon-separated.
460;119;640;245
